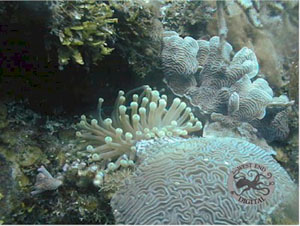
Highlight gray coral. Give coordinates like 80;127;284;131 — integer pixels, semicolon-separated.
31;166;62;195
162;31;199;79
229;76;273;121
163;32;262;117
111;137;295;224
162;32;294;141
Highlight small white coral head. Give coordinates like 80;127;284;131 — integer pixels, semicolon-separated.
31;166;62;196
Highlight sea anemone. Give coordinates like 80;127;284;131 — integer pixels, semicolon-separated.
76;85;202;186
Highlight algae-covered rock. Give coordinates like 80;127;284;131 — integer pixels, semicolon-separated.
17;146;47;167
268;188;299;224
0;129;19;146
0;102;8;129
110;0;163;78
48;0;117;69
0;153;22;223
162;0;215;38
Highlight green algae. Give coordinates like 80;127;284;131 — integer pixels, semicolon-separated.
0;103;8;129
49;0;117;69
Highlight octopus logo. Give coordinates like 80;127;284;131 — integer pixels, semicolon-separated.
228;163;275;205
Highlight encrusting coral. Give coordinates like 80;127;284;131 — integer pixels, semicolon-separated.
75;85;202;186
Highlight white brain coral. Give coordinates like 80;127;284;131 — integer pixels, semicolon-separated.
76;85;202;185
111;137;296;224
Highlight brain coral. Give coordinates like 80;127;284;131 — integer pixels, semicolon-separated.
111;137;295;224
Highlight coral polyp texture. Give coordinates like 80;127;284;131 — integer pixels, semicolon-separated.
111;137;296;224
75;85;202;186
163;32;260;116
162;31;294;141
162;31;199;79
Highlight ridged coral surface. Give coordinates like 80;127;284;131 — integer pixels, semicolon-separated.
162;31;199;79
111;137;295;224
163;32;262;116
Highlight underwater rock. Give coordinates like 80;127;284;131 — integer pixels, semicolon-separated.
0;153;22;223
18;146;46;167
111;137;296;224
0;102;8;129
288;59;299;105
161;0;215;38
110;0;164;78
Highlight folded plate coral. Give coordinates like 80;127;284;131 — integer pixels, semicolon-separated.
111;136;296;224
162;31;294;141
75;85;202;186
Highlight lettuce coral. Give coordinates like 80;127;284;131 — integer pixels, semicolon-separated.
162;31;294;142
162;31;199;78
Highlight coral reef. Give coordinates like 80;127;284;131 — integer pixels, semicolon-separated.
207;0;299;90
162;31;199;79
161;0;215;38
162;32;294;142
109;0;163;78
75;85;202;186
111;136;296;224
0;100;115;224
31;166;63;195
0;1;298;224
48;0;117;69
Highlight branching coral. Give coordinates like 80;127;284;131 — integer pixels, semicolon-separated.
75;85;202;186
